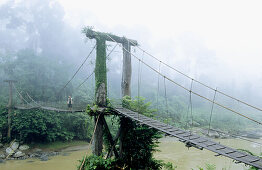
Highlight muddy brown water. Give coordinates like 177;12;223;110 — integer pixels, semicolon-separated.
0;137;261;170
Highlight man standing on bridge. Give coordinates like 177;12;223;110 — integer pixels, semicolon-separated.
67;96;73;110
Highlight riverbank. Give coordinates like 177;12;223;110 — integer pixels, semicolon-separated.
0;137;261;170
0;140;90;162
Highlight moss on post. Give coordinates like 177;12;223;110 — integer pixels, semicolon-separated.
95;37;107;107
93;37;107;156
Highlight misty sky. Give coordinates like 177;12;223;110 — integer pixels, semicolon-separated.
58;0;262;87
1;0;261;102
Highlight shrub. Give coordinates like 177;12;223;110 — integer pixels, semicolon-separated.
78;155;116;170
0;107;92;143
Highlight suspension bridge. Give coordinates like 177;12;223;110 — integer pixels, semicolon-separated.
4;28;262;169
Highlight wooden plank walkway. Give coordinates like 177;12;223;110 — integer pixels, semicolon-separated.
113;107;262;169
14;106;84;113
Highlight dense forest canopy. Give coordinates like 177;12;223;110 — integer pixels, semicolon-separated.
0;0;261;143
0;1;261;169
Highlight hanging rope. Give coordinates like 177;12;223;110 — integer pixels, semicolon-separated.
137;59;141;119
58;45;96;95
163;76;170;124
137;51;145;121
186;80;193;129
189;79;194;132
93;70;96;101
106;33;262;126
156;61;161;113
26;92;42;107
139;52;144;91
126;39;262;113
106;43;120;100
107;43;118;59
75;71;95;90
207;88;217;135
13;84;33;107
207;128;262;146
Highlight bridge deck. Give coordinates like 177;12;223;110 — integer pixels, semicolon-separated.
14;106;84;113
113;107;262;169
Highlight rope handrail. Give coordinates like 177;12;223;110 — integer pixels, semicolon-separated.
127;40;262;112
13;84;33;107
106;34;262;126
26;92;42;107
207;128;262;146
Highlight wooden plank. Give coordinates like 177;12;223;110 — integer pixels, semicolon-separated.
196;139;208;143
188;136;200;140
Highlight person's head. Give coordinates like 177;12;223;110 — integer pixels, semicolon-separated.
68;96;71;98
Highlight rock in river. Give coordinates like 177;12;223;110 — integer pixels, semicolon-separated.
0;154;5;159
11;142;19;151
13;151;25;158
6;147;14;155
19;145;29;151
40;154;49;161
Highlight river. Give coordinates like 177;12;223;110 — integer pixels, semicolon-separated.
0;137;261;170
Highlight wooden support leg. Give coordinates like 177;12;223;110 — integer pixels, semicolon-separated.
119;117;129;158
93;114;104;156
101;116;119;158
106;125;121;158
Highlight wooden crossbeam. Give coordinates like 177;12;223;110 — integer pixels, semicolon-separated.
84;28;138;46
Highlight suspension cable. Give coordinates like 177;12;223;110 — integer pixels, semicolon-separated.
105;34;262;126
189;79;194;132
163;76;169;124
208;128;262;146
208;88;217;135
107;43;118;59
126;40;262;113
137;59;141;119
26;92;42;107
139;54;262;125
186;80;193;129
139;51;144;94
75;71;95;90
58;45;96;94
156;61;161;112
13;84;33;107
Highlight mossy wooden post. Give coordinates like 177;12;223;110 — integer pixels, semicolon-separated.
119;39;132;157
4;80;16;140
84;28;137;156
121;39;131;97
93;37;107;156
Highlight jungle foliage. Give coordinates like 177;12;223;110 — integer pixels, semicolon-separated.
79;96;168;170
0;106;92;143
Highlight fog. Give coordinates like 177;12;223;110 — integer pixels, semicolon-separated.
57;0;262;106
0;0;261;122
